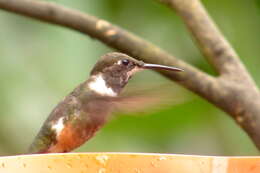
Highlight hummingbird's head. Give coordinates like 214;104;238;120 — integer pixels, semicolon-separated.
88;52;183;97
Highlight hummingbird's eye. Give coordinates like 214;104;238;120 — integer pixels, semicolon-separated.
121;59;130;66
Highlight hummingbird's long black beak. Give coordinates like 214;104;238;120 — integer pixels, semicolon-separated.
141;63;184;72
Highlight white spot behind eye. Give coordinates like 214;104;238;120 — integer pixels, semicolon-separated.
88;74;117;97
117;60;122;65
52;117;65;137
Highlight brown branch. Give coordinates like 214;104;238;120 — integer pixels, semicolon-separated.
159;0;260;149
0;0;215;93
0;0;260;150
159;0;251;77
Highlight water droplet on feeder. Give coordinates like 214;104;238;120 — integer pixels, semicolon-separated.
96;155;109;165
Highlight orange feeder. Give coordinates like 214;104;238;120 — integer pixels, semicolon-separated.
0;153;259;173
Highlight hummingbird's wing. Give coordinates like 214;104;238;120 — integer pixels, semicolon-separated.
110;83;188;115
28;82;186;154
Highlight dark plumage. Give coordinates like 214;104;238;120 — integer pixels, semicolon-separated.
28;52;183;153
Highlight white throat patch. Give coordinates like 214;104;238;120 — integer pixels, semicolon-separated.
88;74;117;97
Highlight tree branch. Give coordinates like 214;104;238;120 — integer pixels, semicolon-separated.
0;0;215;95
1;0;260;150
159;0;254;80
159;0;260;149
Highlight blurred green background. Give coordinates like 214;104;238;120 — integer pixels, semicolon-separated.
0;0;259;156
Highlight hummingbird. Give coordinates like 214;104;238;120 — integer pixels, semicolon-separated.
28;52;183;154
